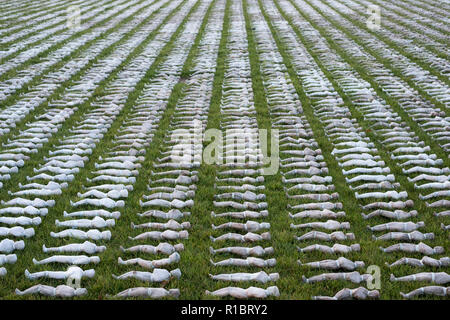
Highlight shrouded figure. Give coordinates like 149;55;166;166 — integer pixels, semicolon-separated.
33;255;100;265
372;231;434;241
15;285;87;297
386;256;449;268
210;232;271;243
120;243;184;255
43;241;106;254
209;271;279;283
379;242;444;255
302;271;372;284
210;246;274;257
118;252;180;269
390;272;449;285
312;287;379;300
298;244;360;254
0;239;25;253
205;286;280;299
113;287;180;298
210;257;276;268
298;257;364;271
113;268;181;282
400;286;449;299
25;266;95;280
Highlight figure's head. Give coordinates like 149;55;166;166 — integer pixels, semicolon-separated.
15;240;25;250
6;254;17;264
75;288;88;296
85;269;96;278
267;259;277;267
179;230;189;239
269;273;280;281
264;247;275;255
170;269;182;279
434;246;445;254
174;243;185;252
181;222;191;229
169;289;180;298
102;231;112;240
90;257;101;264
267;286;280;297
350;244;361;252
261;232;271;241
368;290;380;299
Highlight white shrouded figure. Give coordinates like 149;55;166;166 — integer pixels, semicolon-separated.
70;198;125;208
33;255;100;265
361;209;418;220
113;287;180;298
1;198;55;208
209;271;279;283
212;221;270;232
15;285;87;297
137;209;190;220
55;216;115;229
139;199;194;209
355;191;408;200
390;272;449;285
211;257;276;268
0;206;47;216
289;210;345;219
296;231;355;242
299;257;364;271
302;271;371;284
400;286;449;299
129;230;188;241
210;232;271;243
361;200;414;210
210;246;274;257
205;286;280;299
0;227;35;238
25;266;95;280
0;254;17;265
372;231;434;241
211;210;268;219
0;239;25;253
113;268;181;282
386;256;449;268
120;243;184;255
77;189;128;199
312;287;379;300
379;242;444;255
291;220;350;230
50;229;111;241
131;219;190;230
63;210;120;219
43;241;106;254
298;243;360;254
0;216;41;226
118;252;180;269
368;221;424;232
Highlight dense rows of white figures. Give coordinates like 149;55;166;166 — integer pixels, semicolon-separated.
0;0;448;299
